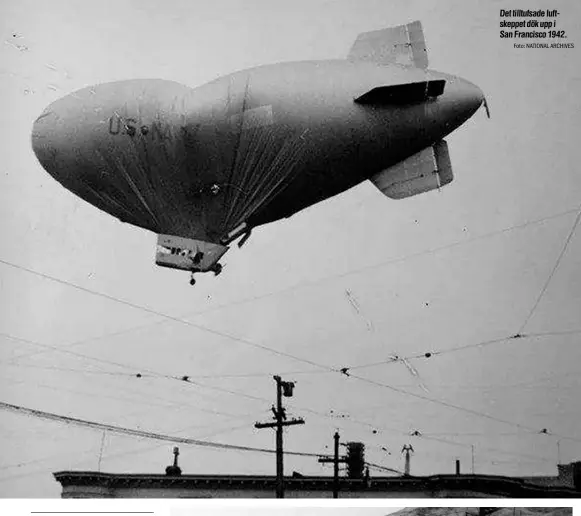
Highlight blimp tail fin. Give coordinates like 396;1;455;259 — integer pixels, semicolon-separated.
371;140;453;200
348;20;428;68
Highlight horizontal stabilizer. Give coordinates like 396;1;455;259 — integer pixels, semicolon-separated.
371;140;453;199
348;20;428;68
355;80;445;105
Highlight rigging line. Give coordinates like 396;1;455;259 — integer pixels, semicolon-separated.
6;206;577;366
518;207;581;333
0;257;335;373
0;400;322;458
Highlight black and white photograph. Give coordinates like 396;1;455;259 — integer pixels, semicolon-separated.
1;0;580;502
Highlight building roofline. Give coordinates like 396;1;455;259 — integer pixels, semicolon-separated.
53;471;580;497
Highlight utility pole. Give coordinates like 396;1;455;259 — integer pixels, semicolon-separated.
471;444;475;474
255;375;304;498
318;431;346;498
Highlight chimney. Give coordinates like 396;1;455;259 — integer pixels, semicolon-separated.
165;446;182;476
345;442;366;479
402;444;414;476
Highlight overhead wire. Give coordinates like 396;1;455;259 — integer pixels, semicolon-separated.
346;372;581;444
0;258;334;373
4;206;578;366
3;346;555;470
0;334;275;427
179;206;581;321
340;329;581;373
518;207;581;333
0;350;562;472
0;401;324;458
0;415;272;483
1;209;579;471
3;326;580;452
5;328;580;384
0;331;273;408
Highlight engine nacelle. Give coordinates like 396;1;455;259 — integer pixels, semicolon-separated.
371;140;453;199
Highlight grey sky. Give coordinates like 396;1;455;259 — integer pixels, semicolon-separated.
1;0;580;498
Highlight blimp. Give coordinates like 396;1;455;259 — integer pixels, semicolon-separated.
31;21;486;285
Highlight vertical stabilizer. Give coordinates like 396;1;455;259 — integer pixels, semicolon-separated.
348;20;428;68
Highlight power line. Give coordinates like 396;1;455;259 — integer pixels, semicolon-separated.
3;248;581;459
4;354;551;470
0;331;468;452
0;401;322;458
364;461;403;475
0;258;334;373
346;372;581;443
5;206;577;366
0;417;270;483
1;370;260;421
4;325;580;454
178;207;581;322
0;365;561;472
0;359;329;381
0;331;273;406
1;361;553;468
342;329;581;373
6;328;580;383
5;316;167;365
518;207;581;332
343;336;510;372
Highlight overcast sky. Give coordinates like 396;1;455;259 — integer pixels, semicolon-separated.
1;0;580;498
